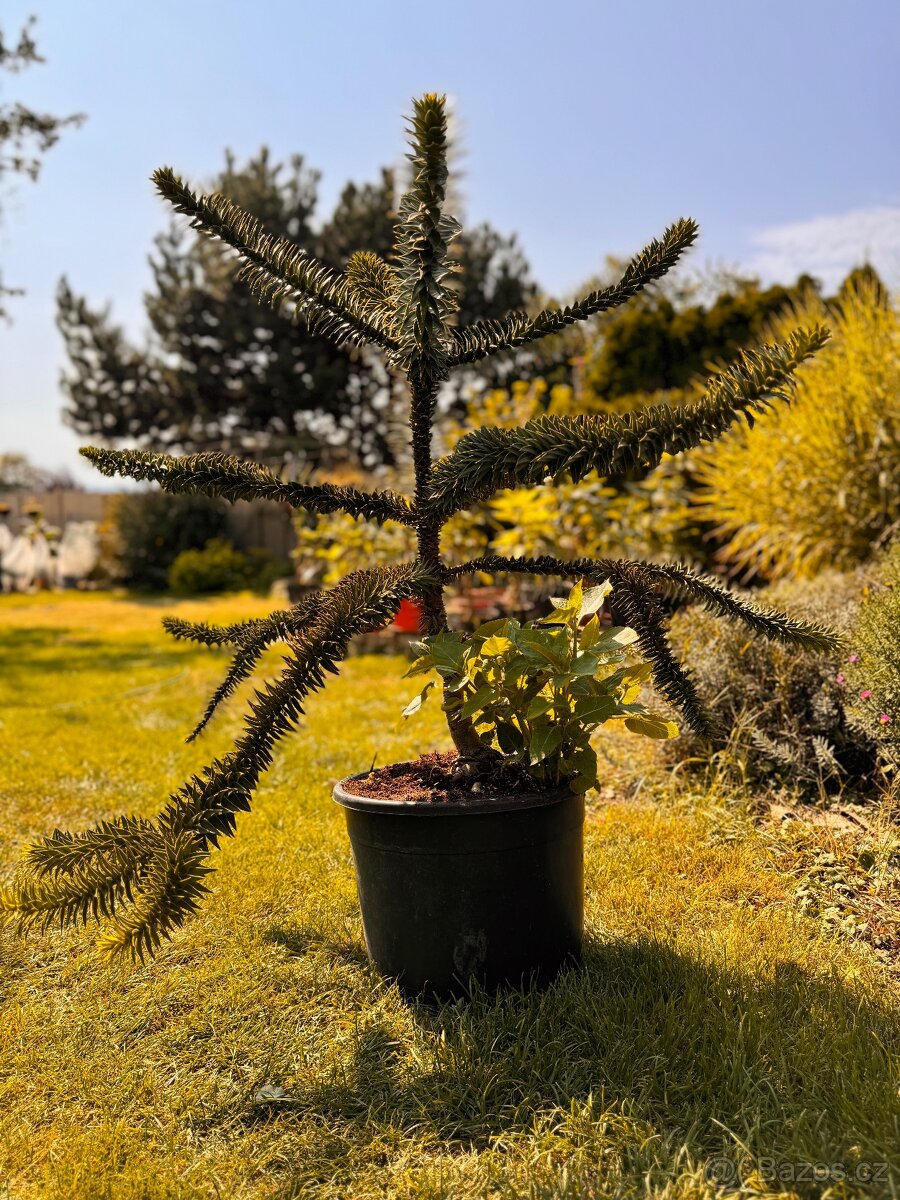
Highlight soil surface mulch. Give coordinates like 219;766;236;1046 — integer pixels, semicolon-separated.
343;751;556;805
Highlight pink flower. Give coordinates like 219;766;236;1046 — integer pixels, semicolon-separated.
860;690;873;700
880;714;892;724
849;654;859;664
835;673;846;685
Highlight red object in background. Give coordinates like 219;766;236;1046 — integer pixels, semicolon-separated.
393;598;423;633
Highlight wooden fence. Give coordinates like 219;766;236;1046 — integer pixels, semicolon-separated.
0;490;296;559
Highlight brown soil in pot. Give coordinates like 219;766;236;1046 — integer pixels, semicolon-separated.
343;751;560;805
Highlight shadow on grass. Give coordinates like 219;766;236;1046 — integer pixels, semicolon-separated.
0;626;196;692
247;933;899;1183
264;924;370;970
124;592;277;610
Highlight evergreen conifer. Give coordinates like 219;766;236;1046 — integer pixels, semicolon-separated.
3;95;835;959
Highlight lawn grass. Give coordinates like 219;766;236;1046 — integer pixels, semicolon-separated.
1;591;898;1199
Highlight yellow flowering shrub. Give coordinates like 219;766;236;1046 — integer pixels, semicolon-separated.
695;279;900;579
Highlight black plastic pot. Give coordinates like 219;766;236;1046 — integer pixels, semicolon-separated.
333;773;584;1000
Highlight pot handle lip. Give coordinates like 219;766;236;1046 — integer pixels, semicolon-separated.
333;774;579;816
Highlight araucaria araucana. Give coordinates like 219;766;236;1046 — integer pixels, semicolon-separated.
3;95;837;960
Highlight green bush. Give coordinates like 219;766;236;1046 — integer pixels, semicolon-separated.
167;539;252;595
667;572;878;791
167;539;289;596
845;540;900;766
111;491;227;590
404;581;676;793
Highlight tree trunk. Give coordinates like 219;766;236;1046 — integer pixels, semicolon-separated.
410;377;491;763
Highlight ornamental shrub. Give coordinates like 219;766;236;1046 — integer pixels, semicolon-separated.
695;277;900;580
168;540;290;596
166;539;253;595
404;581;677;793
667;572;878;791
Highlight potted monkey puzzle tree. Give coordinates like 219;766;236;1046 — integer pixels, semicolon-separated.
4;95;836;998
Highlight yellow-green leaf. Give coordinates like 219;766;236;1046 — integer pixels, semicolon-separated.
529;720;563;764
526;695;553;720
579;581;612;617
402;653;434;679
624;714;679;740
481;634;514;657
401;681;435;718
579;615;602;650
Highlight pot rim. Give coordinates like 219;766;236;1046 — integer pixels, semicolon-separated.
333;768;574;816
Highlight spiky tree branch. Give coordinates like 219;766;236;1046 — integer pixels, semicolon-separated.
23;816;154;880
393;93;460;390
166;592;325;741
81;447;414;525
446;555;839;652
620;561;841;651
604;561;713;736
161;614;278;649
8;861;145;932
427;326;829;518
153;167;399;355
345;251;398;327
447;218;699;365
2;564;435;958
161;599;322;651
95;832;212;961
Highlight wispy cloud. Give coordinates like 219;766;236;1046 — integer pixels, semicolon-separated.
745;205;900;291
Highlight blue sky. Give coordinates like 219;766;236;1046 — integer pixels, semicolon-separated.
1;0;898;484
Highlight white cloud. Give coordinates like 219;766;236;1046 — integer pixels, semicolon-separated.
745;205;900;292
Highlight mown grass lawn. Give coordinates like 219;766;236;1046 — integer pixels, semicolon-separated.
1;592;898;1199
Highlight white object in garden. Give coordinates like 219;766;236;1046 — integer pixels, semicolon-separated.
0;522;12;592
30;532;55;589
57;522;100;585
1;535;38;591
